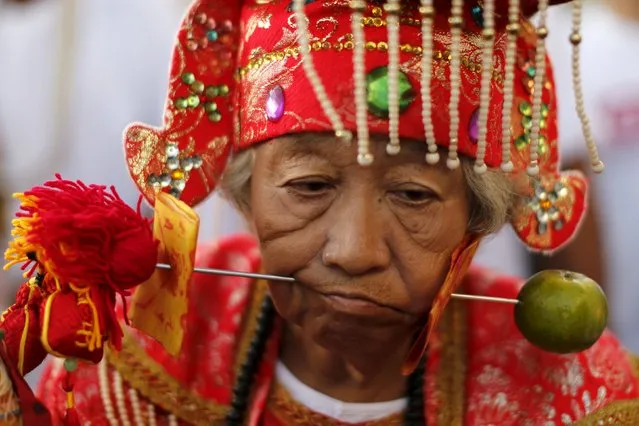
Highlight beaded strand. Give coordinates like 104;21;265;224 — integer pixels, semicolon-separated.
474;0;497;174
499;0;520;173
446;0;465;170
350;0;374;165
527;0;550;177
293;0;353;144
570;0;604;173
385;0;403;156
419;0;439;165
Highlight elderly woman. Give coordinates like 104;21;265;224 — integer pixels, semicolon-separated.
0;0;638;425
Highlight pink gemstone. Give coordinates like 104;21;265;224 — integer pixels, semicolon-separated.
468;108;479;143
266;86;285;122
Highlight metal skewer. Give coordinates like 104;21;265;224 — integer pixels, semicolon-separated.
156;263;520;305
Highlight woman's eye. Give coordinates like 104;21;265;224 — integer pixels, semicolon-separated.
391;188;436;205
287;180;333;196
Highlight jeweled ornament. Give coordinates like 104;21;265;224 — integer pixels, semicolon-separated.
266;86;285;122
366;66;415;119
515;270;608;354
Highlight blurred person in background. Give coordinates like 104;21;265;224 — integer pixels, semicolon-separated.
475;0;639;352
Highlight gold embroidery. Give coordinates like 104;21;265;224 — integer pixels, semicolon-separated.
238;40;504;83
267;381;404;425
106;333;228;425
573;399;639;425
435;300;467;426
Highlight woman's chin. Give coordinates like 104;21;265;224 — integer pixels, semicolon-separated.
298;307;414;364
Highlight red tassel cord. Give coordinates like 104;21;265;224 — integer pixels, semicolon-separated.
61;359;80;426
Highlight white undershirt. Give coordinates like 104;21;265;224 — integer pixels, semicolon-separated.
275;361;408;424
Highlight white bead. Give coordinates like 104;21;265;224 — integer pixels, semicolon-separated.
500;161;514;173
447;157;461;170
474;163;488;174
358;152;374;166
591;160;605;173
386;143;401;155
527;164;540;176
425;152;440;165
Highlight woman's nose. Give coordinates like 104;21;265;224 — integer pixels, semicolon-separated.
322;196;391;276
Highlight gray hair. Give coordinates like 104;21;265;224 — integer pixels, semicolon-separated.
220;148;519;235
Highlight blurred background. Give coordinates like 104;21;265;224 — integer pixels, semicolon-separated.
0;0;637;386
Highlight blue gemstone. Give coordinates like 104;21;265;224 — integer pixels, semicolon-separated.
207;30;219;42
471;4;484;28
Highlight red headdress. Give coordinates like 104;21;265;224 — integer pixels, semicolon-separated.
121;0;601;372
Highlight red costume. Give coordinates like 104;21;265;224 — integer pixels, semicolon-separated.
0;0;636;424
33;235;639;425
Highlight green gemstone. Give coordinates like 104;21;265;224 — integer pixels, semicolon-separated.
519;102;532;116
174;98;188;110
366;66;415;118
208;111;222;122
191;81;205;94
526;66;536;78
540;118;547;129
219;84;230;96
542;104;550;118
204;102;218;113
522;116;533;130
187;95;201;108
515;134;530;150
181;72;196;85
205;86;220;98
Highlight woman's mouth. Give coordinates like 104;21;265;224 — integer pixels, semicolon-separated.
319;292;405;317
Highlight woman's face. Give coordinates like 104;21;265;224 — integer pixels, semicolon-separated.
248;133;470;360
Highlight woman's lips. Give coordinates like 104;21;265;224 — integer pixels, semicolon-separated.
319;293;402;317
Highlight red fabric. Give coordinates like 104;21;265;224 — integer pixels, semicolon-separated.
35;235;639;425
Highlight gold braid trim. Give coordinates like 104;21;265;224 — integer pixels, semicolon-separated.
106;333;228;426
435;300;467;426
107;280;269;425
573;399;639;425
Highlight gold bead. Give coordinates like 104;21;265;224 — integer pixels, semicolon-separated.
349;0;366;12
419;5;434;18
383;3;401;15
377;41;388;51
322;41;331;50
449;16;464;28
482;29;495;40
344;41;354;50
373;17;384;27
334;42;344;51
312;41;322;51
371;6;383;17
506;23;520;35
570;33;582;45
536;26;549;39
365;41;377;50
